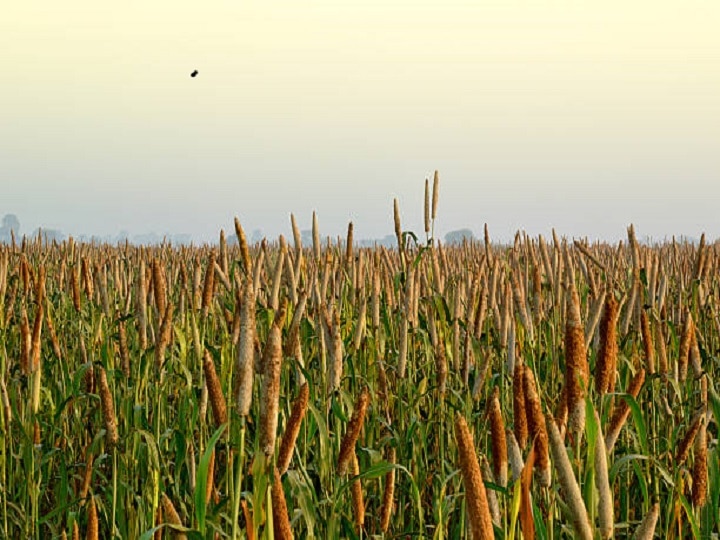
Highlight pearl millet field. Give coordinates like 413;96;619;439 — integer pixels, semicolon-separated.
0;179;718;539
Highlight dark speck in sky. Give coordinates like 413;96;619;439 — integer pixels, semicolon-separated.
191;70;198;78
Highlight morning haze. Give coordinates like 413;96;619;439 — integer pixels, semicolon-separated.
2;0;719;244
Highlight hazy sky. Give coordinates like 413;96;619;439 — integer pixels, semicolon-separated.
2;1;719;243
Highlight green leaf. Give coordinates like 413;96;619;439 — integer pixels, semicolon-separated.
307;403;331;481
707;379;720;438
136;429;161;473
678;492;701;539
412;246;428;269
508;479;522;540
630;459;649;506
619;392;649;455
139;525;203;540
336;460;395;499
286;469;318;533
138;525;164;540
609;454;649;485
340;515;360;540
331;397;348;423
532;497;548;540
194;423;227;534
583;399;599;519
433;293;452;324
653;461;675;489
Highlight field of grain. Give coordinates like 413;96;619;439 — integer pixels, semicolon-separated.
0;186;718;538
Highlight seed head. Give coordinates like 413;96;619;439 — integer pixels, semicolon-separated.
546;413;593;540
513;360;529;449
454;414;494;540
98;367;119;447
337;389;370;475
349;450;365;532
203;350;227;429
277;382;310;474
487;386;508;487
235;281;256;417
259;301;285;456
271;467;294;540
523;366;550;487
379;447;396;533
596;294;619;395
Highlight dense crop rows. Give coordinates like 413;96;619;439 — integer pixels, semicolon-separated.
0;188;719;538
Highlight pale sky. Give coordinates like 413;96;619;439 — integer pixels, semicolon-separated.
2;1;719;243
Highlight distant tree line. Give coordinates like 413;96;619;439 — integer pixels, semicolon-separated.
0;214;20;243
0;213;65;244
444;228;475;244
0;214;193;245
1;212;477;247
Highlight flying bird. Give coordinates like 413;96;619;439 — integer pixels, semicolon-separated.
191;70;198;78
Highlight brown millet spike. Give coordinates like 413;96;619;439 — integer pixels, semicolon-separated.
564;284;588;438
155;302;174;369
153;505;163;540
678;311;693;382
379;446;396;533
424;177;431;234
640;310;655;374
513;361;529;449
272;467;294;540
79;446;94;500
259;300;286;456
118;320;130;378
454;414;494;540
86;496;99;540
201;251;216;316
234;217;252;275
203;350;227;429
523;366;551;487
605;368;646;452
241;499;254;540
337;389;370;475
161;492;187;540
488;386;508;487
98;367;119;447
277;382;310;475
205;449;215;506
595;293;619;395
71;265;82;312
675;411;704;466
152;259;167;315
691;418;708;508
349;450;365;532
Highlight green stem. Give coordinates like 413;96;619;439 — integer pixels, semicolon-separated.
231;420;246;540
266;477;274;540
112;448;118;538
